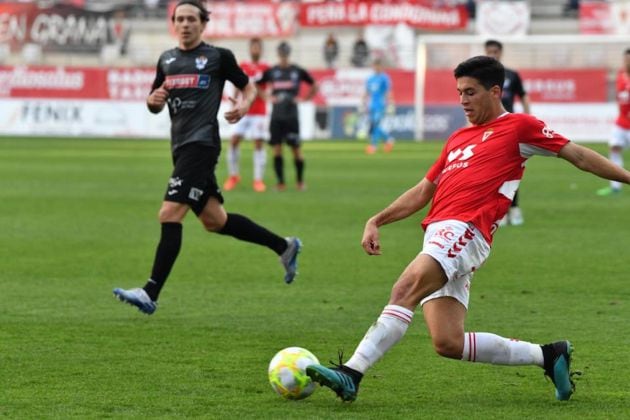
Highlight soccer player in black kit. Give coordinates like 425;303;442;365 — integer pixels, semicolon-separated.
485;39;530;226
258;42;318;191
113;0;302;315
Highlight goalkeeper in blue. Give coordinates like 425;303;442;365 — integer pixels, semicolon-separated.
363;58;395;155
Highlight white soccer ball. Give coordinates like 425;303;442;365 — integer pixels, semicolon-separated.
268;347;319;400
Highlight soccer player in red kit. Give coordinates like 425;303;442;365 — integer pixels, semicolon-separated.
597;48;630;196
306;56;630;403
223;37;270;193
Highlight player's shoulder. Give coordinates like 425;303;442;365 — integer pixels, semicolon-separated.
159;47;179;60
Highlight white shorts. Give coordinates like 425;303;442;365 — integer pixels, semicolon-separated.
232;115;268;140
419;220;491;309
609;125;630;148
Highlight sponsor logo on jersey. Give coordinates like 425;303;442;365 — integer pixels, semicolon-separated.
165;74;210;90
447;144;476;163
164;57;176;65
542;126;555;138
195;55;208;70
272;80;295;90
482;129;493;142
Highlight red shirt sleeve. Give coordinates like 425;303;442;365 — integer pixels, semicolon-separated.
516;114;570;158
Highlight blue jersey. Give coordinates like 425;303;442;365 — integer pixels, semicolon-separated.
366;72;391;112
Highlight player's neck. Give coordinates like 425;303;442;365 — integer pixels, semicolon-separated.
179;39;203;51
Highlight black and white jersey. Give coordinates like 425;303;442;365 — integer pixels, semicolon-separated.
501;68;527;113
258;64;314;120
151;42;249;152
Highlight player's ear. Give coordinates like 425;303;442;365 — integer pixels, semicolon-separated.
490;84;502;98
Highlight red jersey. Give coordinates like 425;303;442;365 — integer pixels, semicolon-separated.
240;60;269;116
422;113;569;244
615;70;630;129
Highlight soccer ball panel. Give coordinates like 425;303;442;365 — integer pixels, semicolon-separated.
268;347;319;400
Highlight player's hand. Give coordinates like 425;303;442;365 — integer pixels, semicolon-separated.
147;82;169;108
361;219;381;255
224;96;247;124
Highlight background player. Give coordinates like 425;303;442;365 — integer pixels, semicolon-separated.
485;39;530;225
112;0;301;315
597;48;630;196
258;41;318;191
223;37;269;193
306;56;630;403
363;57;395;155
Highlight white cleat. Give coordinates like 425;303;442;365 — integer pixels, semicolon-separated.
508;207;524;226
113;287;157;315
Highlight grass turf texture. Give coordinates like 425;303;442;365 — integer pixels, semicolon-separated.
1;137;629;419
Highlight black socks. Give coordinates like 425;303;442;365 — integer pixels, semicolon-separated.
144;222;182;301
218;213;288;255
274;155;284;184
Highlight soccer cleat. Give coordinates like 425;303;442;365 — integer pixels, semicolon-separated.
306;364;361;402
113;287;157;315
542;340;575;401
253;180;266;192
508;206;524;226
223;175;241;191
296;182;307;191
383;140;395;153
365;145;376;155
275;183;286;192
280;237;301;284
596;186;620;196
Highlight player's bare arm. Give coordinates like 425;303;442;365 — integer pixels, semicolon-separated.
558;142;630;184
301;82;318;103
147;82;169;114
521;94;531;114
224;81;256;124
362;178;436;255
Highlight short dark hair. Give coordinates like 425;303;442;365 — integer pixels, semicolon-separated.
172;0;210;23
484;39;503;51
453;56;505;91
277;41;291;56
625;48;630;55
250;37;262;47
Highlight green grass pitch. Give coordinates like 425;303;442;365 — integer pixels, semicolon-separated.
1;137;629;419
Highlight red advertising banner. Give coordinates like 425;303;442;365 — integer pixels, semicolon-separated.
579;1;613;34
299;1;468;30
0;65;415;106
0;66;155;100
0;66;605;105
167;1;298;38
425;69;608;104
310;68;415;106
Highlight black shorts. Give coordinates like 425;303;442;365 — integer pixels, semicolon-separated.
269;118;300;147
164;143;224;216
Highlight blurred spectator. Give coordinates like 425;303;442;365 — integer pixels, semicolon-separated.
323;33;339;69
351;34;370;68
467;0;476;19
564;0;579;17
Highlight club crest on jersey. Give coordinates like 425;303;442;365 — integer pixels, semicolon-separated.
195;55;208;70
482;129;493;142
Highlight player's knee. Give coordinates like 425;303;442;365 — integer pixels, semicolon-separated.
201;216;224;232
158;206;181;223
432;336;462;359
